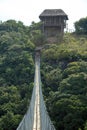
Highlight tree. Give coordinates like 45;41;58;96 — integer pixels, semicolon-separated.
84;121;87;130
0;111;21;130
28;22;46;46
0;20;35;130
74;17;87;34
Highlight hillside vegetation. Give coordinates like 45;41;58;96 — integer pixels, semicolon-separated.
0;19;87;130
0;20;35;130
41;33;87;130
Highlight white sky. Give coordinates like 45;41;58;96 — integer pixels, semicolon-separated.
0;0;87;30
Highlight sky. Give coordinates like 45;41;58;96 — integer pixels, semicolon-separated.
0;0;87;30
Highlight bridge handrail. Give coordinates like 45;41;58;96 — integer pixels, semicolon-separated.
16;51;56;130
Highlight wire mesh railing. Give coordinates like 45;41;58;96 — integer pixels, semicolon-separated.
16;51;56;130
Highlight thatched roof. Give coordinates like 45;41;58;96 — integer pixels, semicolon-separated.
39;9;68;20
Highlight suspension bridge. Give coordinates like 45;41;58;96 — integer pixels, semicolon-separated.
16;49;56;130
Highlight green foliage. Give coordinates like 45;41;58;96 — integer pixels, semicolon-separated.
28;21;46;46
0;111;22;130
30;30;46;46
84;121;87;130
0;20;26;33
59;72;87;95
0;18;87;130
74;17;87;34
0;20;35;130
63;61;87;77
41;33;87;130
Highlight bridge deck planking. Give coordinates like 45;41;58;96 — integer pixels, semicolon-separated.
16;50;56;130
33;52;41;130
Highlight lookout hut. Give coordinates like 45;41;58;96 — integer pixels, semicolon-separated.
39;9;68;43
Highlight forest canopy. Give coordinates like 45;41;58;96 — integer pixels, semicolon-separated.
0;19;87;130
74;17;87;34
